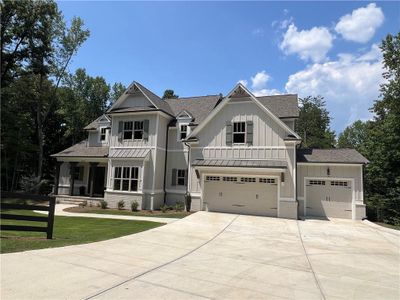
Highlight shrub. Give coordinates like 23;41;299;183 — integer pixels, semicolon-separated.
175;201;184;212
100;200;108;209
117;200;125;210
131;200;139;212
161;204;168;213
79;200;88;208
19;174;38;193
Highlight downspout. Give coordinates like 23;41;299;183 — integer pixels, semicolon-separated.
183;141;191;194
163;122;171;204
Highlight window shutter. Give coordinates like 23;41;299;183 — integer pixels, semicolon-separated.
143;120;149;141
171;169;177;186
118;121;123;141
246;121;253;145
226;121;232;146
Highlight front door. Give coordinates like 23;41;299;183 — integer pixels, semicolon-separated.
89;166;106;196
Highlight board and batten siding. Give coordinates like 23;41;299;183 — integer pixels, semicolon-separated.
109;114;157;148
297;164;364;202
196;101;288;148
188;100;296;199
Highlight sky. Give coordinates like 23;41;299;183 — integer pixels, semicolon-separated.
57;1;400;133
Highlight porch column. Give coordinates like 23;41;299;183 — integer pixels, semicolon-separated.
89;162;99;197
69;162;78;196
54;161;62;195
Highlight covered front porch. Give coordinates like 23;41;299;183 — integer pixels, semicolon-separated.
54;159;108;199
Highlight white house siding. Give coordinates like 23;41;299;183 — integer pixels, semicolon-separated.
197;101;288;148
297;164;364;218
117;94;152;109
104;191;144;210
109;114;157;148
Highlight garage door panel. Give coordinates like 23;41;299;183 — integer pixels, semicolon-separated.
204;176;277;217
306;179;352;219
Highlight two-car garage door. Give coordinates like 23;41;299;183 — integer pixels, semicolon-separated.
203;175;278;217
306;179;353;219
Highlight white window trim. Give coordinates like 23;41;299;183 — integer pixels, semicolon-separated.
176;169;186;186
123;121;144;141
112;166;141;192
98;126;108;143
232;121;246;145
177;122;190;141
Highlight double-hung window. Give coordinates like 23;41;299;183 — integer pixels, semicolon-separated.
123;121;143;140
100;127;107;141
177;169;186;186
180;125;187;140
113;166;139;192
134;121;144;139
233;122;246;144
123;122;133;139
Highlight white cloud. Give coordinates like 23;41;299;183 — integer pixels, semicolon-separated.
251;70;270;90
285;44;385;128
280;24;333;62
356;43;382;61
239;71;281;96
335;3;384;43
252;88;281;96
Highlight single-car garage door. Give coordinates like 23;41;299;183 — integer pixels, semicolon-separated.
203;175;278;217
306;179;353;219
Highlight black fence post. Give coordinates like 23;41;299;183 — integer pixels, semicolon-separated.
47;197;56;239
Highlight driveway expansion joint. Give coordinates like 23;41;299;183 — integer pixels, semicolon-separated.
83;215;240;299
296;220;327;300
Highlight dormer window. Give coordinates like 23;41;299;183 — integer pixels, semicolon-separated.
233;122;246;144
100;127;107;142
180;125;187;140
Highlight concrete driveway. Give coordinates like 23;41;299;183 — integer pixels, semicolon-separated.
1;212;399;300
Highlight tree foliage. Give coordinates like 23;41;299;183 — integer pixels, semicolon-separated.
337;120;369;153
0;0;125;191
296;96;336;149
162;89;178;99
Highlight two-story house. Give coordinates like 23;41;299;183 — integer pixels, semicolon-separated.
52;81;368;220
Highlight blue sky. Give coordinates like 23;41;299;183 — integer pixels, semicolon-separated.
58;1;399;133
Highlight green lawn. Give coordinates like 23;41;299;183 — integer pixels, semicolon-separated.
64;206;191;219
1;209;164;254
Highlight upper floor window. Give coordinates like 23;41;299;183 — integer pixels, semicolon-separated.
134;121;144;139
100;127;107;141
113;166;139;192
177;169;186;185
233;122;246;144
123;121;143;140
180;125;187;140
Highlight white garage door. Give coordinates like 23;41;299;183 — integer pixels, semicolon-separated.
306;179;353;219
203;175;278;217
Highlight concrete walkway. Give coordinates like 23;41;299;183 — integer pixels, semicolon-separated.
35;204;180;223
2;212;399;300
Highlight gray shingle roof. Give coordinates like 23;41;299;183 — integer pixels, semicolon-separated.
192;159;287;168
83;115;111;130
109;148;150;158
134;82;174;116
257;94;299;118
51;140;109;158
297;148;369;164
165;95;221;125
